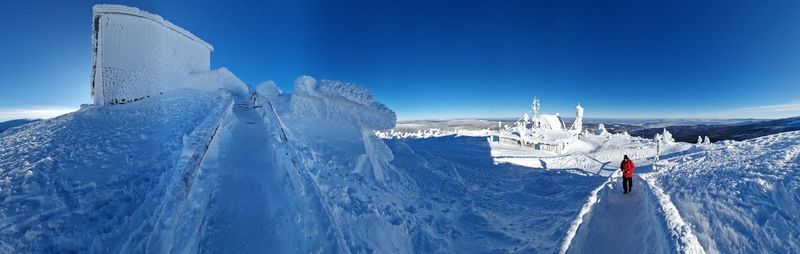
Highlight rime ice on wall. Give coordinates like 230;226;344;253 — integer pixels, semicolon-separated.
91;5;216;105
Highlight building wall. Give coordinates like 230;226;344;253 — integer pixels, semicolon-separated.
91;5;213;105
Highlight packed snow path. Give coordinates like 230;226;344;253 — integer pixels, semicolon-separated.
566;175;671;253
197;95;313;252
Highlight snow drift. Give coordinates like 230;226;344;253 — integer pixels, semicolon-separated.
0;90;231;252
650;131;800;253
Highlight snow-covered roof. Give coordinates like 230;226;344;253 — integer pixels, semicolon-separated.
536;114;564;130
93;4;214;51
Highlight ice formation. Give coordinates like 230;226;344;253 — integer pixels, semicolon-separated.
289;76;396;130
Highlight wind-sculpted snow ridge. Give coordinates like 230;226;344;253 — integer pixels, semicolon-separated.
290;76;396;130
649;130;800;253
0;89;228;252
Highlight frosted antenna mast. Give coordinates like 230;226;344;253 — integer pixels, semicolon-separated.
531;97;540;118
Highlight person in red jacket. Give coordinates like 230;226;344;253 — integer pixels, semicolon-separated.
620;155;635;193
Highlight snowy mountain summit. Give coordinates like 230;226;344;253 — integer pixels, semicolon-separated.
1;4;798;254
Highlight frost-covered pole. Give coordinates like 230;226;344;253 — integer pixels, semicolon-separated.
654;133;661;172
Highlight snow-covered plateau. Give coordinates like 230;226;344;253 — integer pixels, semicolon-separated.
2;4;798;254
3;82;798;253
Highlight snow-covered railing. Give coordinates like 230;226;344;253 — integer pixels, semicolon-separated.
252;93;290;143
174;92;234;195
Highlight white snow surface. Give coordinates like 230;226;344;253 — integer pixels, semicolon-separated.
0;89;231;252
2;72;798;253
649;131;800;253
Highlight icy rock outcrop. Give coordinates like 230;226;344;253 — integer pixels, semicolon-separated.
290;76;396;130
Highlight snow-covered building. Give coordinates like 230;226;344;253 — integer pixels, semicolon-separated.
91;5;216;105
526;98;566;131
489;98;582;154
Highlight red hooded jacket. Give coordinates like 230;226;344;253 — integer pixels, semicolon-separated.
620;159;635;178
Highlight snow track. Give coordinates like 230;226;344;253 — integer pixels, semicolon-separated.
198;95;301;252
196;94;338;253
566;176;672;254
562;171;705;254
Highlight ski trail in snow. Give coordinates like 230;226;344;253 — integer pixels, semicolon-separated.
565;175;673;254
197;95;305;253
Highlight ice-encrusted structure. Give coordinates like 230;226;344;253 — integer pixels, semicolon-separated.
572;104;584;132
91;5;246;105
289;76;396;130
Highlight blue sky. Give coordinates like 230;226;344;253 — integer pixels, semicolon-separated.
1;0;799;121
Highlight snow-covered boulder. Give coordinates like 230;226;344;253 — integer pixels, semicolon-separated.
289;76;396;130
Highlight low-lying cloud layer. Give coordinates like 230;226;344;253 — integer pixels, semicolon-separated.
0;106;77;121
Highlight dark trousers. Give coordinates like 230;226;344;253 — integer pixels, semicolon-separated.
622;177;633;192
